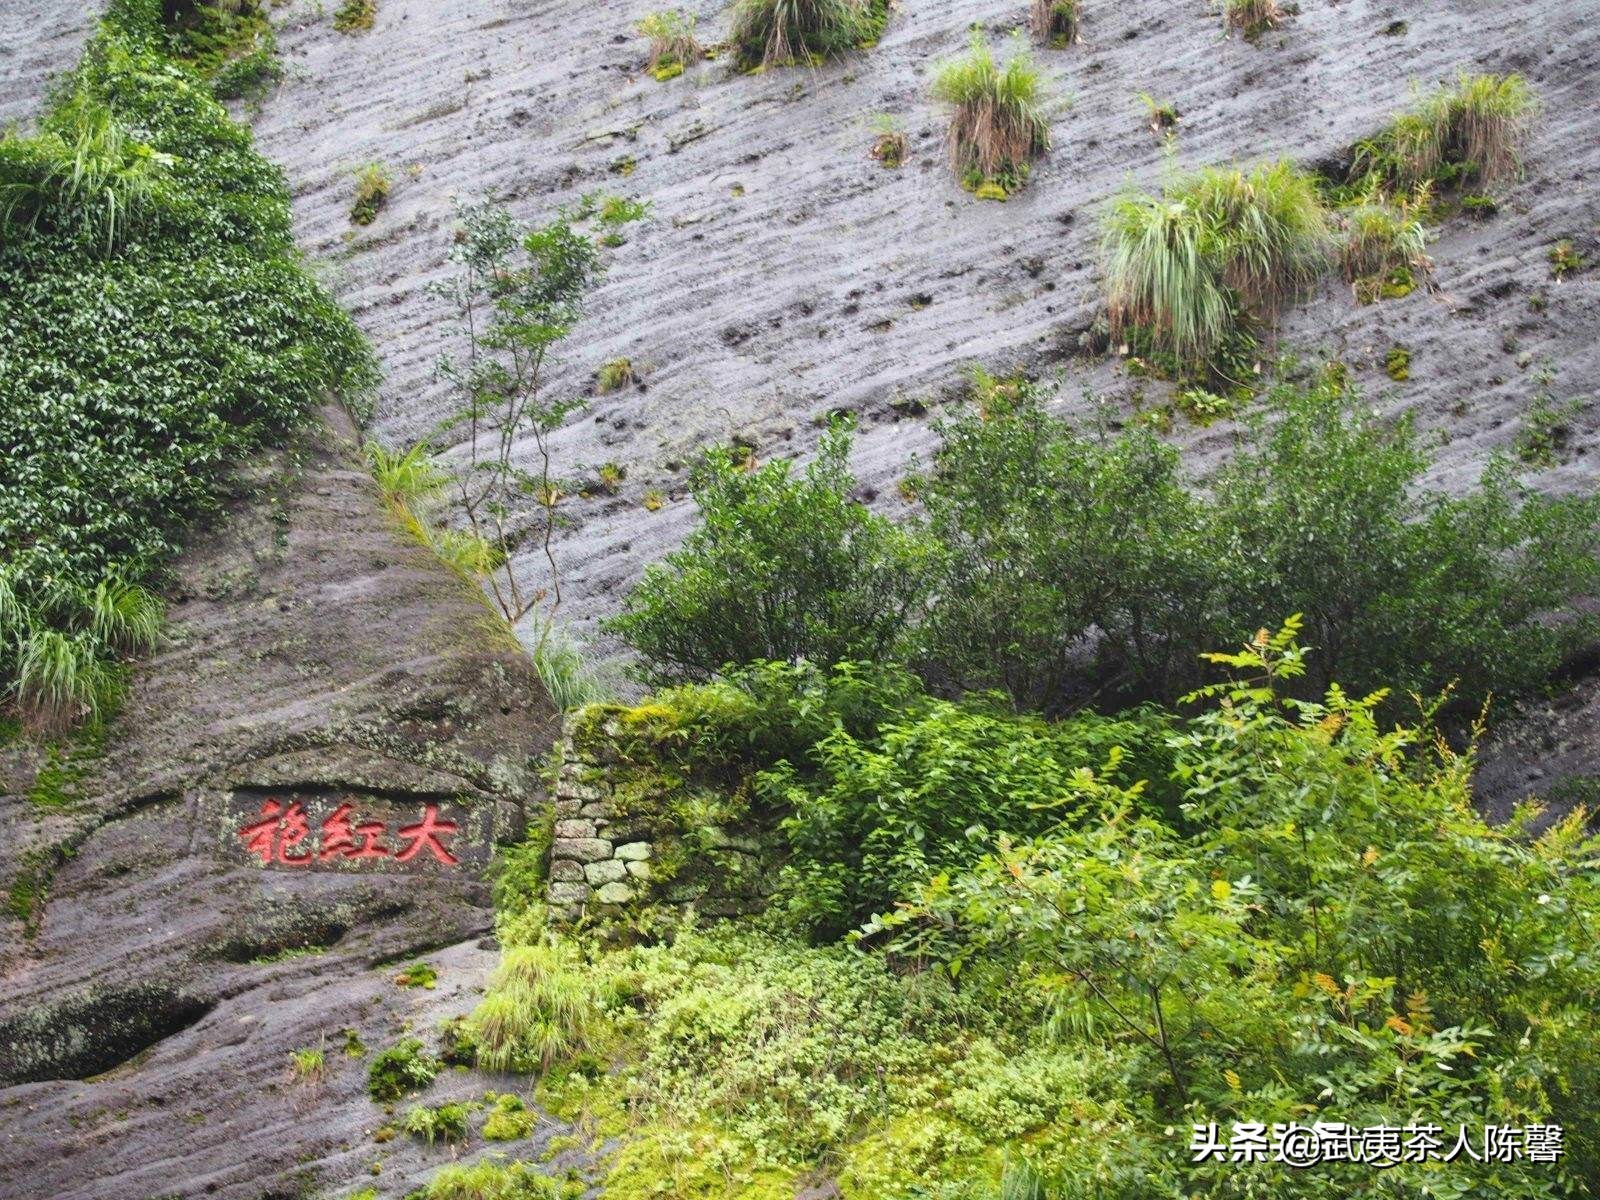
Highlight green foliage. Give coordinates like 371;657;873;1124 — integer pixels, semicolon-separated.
367;1037;439;1102
931;33;1051;195
1102;160;1330;370
332;0;377;34
404;1101;471;1145
0;6;373;732
482;1092;537;1141
394;960;437;988
468;942;597;1073
419;1160;567;1200
533;625;619;712
1353;73;1538;194
1338;189;1427;287
349;162;389;225
1549;239;1584;280
729;0;888;70
607;419;927;684
427;194;644;634
868;113;907;167
639;10;703;78
1383;344;1411;380
617;370;1599;717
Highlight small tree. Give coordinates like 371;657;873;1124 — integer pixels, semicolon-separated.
427;195;644;647
608;420;926;683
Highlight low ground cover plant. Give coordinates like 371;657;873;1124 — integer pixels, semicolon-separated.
639;9;703;80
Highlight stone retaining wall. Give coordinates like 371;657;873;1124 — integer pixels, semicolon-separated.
545;713;772;925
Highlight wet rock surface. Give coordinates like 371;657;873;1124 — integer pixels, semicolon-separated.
0;407;565;1200
239;0;1600;655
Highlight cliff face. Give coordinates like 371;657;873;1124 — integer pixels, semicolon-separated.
0;408;567;1200
241;0;1600;653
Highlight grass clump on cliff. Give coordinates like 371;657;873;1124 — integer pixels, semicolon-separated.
931;33;1051;198
349;161;390;225
1354;73;1537;193
332;0;377;34
728;0;888;70
638;10;703;80
1224;0;1283;38
367;1037;439;1102
1030;0;1080;46
468;943;598;1073
0;0;373;733
1101;159;1330;372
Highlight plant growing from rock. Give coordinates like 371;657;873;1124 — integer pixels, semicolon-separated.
639;9;703;80
1101;159;1330;371
1135;90;1178;135
868;113;907;167
404;1102;471;1145
1030;0;1080;47
596;358;635;393
1225;0;1283;38
931;33;1052;199
289;1046;325;1084
1550;239;1584;280
349;162;389;225
467;943;596;1072
1339;188;1428;294
332;0;377;34
426;195;644;646
367;1037;439;1102
1353;73;1537;194
729;0;888;71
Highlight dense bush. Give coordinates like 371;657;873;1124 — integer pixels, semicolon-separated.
0;1;373;729
607;420;927;684
489;625;1600;1199
615;372;1600;718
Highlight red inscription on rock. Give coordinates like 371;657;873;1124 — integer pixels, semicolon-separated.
236;798;459;868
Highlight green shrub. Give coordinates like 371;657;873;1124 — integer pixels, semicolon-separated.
931;33;1051;196
481;1092;537;1141
1354;73;1538;193
728;0;886;70
349;162;389;225
911;370;1209;710
607;419;927;684
0;5;373;732
367;1037;439;1102
638;10;702;79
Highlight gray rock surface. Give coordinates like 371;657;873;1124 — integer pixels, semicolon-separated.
242;0;1599;658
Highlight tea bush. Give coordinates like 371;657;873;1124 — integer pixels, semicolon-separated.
0;0;373;729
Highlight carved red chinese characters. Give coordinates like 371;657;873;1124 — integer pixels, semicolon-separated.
236;798;458;868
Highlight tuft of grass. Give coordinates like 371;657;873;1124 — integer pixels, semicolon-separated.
15;627;113;736
1384;345;1411;381
868;113;907;168
931;33;1052;196
596;358;635;393
289;1046;325;1083
468;943;596;1073
533;626;619;712
332;0;377;34
404;1102;471;1146
1030;0;1080;47
367;441;500;587
639;10;703;80
0;93;173;255
728;0;887;71
1225;0;1283;38
481;1092;537;1141
1354;73;1537;193
1339;190;1428;284
1101;159;1330;366
394;960;438;989
1135;91;1179;134
350;162;390;226
1549;239;1584;280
